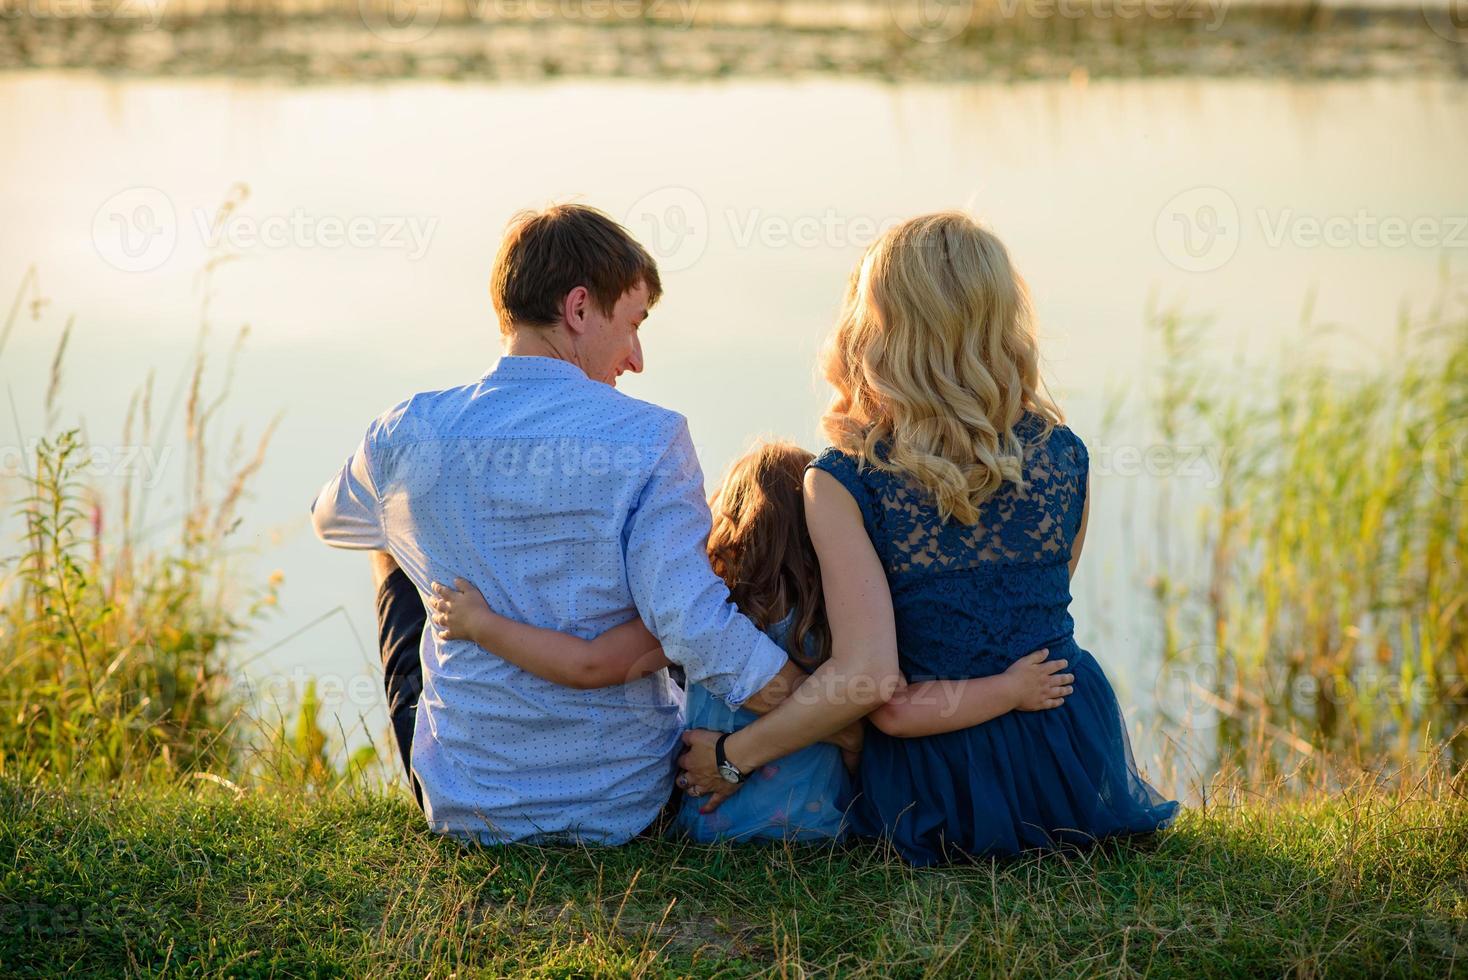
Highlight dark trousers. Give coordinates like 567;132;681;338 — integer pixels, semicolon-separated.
376;567;426;810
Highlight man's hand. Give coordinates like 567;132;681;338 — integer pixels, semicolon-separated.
677;729;745;813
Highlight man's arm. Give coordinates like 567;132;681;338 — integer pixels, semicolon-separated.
311;437;388;551
622;417;791;708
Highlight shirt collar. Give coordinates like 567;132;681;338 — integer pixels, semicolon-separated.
485;355;589;382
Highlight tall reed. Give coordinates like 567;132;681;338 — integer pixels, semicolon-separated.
1148;287;1468;779
0;253;290;784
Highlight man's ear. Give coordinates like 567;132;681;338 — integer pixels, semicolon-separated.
562;285;590;336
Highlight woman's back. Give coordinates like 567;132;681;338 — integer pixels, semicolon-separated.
812;412;1088;682
810;413;1174;865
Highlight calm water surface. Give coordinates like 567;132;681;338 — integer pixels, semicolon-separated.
2;72;1465;785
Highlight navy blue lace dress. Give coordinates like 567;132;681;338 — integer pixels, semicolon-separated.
809;414;1177;865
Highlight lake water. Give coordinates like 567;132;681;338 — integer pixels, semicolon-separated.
2;71;1465;789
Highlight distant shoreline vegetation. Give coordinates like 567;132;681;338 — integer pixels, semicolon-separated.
0;0;1464;83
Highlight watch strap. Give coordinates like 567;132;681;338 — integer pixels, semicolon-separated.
714;732;747;783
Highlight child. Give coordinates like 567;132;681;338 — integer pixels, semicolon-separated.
429;440;1074;843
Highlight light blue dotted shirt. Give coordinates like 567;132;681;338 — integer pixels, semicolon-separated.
311;355;788;844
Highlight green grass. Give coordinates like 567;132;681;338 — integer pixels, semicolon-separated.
2;778;1464;977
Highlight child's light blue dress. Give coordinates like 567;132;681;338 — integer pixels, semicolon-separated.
673;610;851;843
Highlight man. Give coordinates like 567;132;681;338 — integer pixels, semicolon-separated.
311;204;807;844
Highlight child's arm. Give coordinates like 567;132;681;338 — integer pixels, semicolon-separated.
865;650;1074;738
429;578;670;689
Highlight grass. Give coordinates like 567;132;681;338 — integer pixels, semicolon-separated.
2;776;1465;976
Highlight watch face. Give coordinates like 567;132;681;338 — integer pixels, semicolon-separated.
718;762;741;784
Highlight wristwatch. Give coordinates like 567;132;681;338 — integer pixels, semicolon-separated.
714;732;749;784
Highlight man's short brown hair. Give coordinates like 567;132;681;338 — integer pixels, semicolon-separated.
490;203;663;333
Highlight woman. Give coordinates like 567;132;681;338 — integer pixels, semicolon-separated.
680;211;1177;865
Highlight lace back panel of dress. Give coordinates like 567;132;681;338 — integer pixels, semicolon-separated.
874;421;1084;576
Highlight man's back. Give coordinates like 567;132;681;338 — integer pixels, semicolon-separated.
313;355;784;843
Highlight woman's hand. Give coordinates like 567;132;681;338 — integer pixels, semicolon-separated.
677;729;744;813
428;577;496;645
1002;649;1074;711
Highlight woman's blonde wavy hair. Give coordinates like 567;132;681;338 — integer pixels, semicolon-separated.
820;211;1062;525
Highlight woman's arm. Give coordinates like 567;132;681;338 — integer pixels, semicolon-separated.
865;650;1074;738
678;469;906;809
430;578;670;689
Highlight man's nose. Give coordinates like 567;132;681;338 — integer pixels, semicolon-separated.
627;337;645;374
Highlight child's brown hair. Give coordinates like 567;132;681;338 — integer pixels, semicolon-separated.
707;441;831;670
